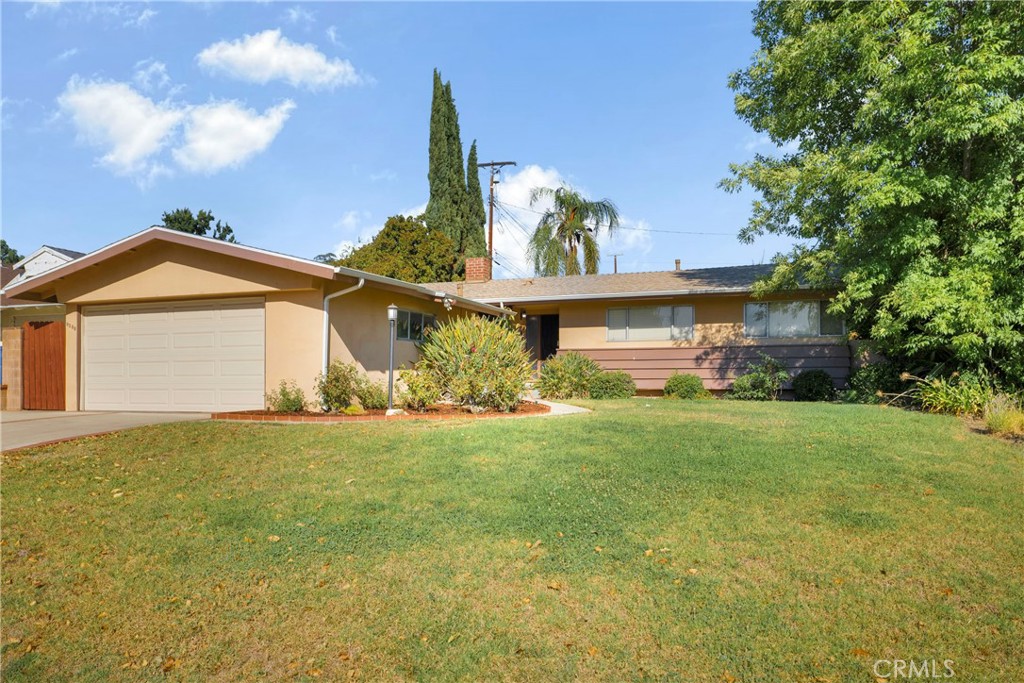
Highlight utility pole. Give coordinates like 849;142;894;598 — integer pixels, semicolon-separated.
611;253;622;274
477;160;516;260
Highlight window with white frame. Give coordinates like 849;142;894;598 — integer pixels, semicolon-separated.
607;305;694;342
743;301;844;338
396;310;436;342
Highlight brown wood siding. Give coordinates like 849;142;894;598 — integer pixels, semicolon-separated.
561;344;851;391
22;321;66;410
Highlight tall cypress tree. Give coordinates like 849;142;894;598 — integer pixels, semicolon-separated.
425;70;459;244
465;140;487;258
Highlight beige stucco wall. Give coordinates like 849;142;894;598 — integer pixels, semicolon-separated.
550;291;842;350
54;242;319;304
328;285;456;384
65;306;80;410
265;289;323;401
1;326;23;410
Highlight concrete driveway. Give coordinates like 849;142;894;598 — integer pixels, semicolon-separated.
1;411;209;452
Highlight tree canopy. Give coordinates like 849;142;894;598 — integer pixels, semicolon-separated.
528;185;620;276
424;70;487;269
337;214;458;283
723;0;1024;387
1;239;22;266
161;208;237;243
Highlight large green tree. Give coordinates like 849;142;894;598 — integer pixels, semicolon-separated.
465;140;488;258
723;1;1024;387
337;215;458;283
161;208;237;243
1;239;22;266
527;185;620;276
424;70;487;268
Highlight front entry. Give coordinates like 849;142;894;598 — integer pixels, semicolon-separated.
525;314;559;370
22;321;66;410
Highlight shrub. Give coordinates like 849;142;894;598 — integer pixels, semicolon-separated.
398;367;441;412
588;371;636;399
847;361;906;403
354;377;388;410
537;351;601;399
792;369;836;402
729;352;789;401
266;380;307;413
417;315;533;412
663;372;711;400
905;371;995;416
315;360;361;412
343;405;366;416
984;394;1024;437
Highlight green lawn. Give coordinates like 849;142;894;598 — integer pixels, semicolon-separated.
2;401;1021;681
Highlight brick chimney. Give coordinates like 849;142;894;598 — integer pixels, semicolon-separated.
465;256;492;283
674;259;681;271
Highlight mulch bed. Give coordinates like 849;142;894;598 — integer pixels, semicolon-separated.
212;401;550;423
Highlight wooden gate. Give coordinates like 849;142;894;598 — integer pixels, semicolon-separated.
23;321;65;410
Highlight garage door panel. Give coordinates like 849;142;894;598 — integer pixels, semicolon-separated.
84;298;265;412
129;361;169;377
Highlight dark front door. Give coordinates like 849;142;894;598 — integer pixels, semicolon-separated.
525;314;559;369
22;321;65;410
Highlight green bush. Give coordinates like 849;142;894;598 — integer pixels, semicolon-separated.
315;360;361;412
265;380;307;413
537;351;601;399
792;369;836;402
355;377;388;410
847;361;906;403
343;405;366;416
417;315;533;412
588;371;636;399
906;371;995;416
729;353;789;401
984;394;1024;437
398;368;441;412
663;372;711;399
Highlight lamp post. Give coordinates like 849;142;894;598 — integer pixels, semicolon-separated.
386;304;398;412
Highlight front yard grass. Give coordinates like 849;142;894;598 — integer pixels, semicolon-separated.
2;400;1021;681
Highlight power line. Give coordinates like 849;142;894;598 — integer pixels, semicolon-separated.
494;200;736;236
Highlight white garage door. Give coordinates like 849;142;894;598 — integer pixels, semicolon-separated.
82;298;265;412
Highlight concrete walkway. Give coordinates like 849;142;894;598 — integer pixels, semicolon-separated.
536;400;591;416
1;411;209;452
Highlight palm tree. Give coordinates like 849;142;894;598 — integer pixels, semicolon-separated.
532;185;618;276
527;185;620;276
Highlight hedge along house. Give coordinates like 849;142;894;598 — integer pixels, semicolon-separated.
3;227;507;412
429;257;852;393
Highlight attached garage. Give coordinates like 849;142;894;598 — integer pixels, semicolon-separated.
82;298;265;412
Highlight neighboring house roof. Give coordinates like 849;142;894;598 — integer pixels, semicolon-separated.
11;244;85;270
425;264;781;304
2;264;59;308
4;227;509;316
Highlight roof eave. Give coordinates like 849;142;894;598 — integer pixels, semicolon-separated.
471;285;815;305
332;265;511;316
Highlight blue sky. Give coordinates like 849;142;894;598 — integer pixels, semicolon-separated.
2;1;798;279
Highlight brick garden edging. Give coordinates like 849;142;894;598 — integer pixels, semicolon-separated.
211;404;551;423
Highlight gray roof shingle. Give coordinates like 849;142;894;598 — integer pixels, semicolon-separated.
425;264;778;303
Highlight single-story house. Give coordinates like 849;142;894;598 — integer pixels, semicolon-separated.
2;227;506;412
429;257;851;393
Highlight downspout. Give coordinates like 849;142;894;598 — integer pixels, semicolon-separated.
322;275;365;378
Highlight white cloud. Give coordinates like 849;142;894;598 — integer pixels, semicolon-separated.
283;6;315;28
197;29;363;90
57;76;183;179
54;47;79;62
369;168;397;182
332;210;377;257
173;99;295;174
133;59;171;91
126;7;157;28
325;26;345;47
26;1;61;19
